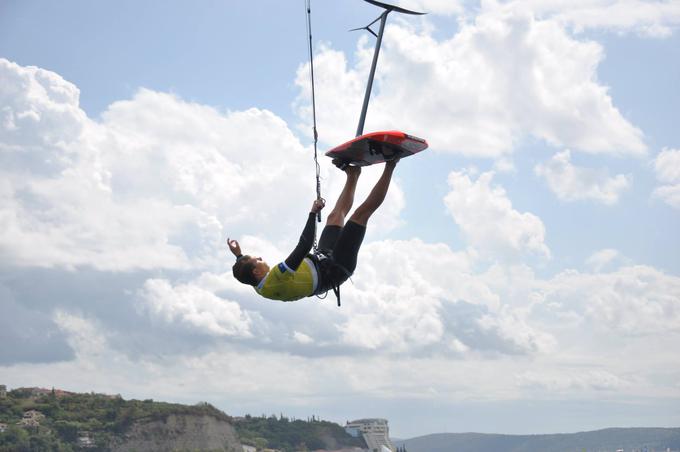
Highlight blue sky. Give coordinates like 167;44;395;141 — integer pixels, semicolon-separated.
1;0;680;440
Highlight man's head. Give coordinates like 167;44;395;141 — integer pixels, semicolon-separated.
232;256;270;286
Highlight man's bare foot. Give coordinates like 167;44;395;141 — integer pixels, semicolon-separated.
332;158;350;171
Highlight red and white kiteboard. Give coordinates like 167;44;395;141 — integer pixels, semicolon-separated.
325;130;428;166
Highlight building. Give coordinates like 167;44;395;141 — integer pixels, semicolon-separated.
78;432;96;449
345;419;395;452
0;384;6;398
0;423;7;433
17;410;45;428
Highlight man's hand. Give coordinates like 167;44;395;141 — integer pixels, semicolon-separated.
227;238;242;257
311;198;326;214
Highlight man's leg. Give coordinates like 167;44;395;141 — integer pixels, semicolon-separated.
348;160;398;226
326;166;361;227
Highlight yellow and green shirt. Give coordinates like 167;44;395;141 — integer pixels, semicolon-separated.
255;258;319;301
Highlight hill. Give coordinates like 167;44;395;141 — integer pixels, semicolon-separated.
394;428;680;452
0;386;364;452
0;387;241;451
234;414;365;451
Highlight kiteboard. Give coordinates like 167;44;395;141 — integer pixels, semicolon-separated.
325;130;428;167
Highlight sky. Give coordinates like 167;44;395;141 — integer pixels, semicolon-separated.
1;0;679;440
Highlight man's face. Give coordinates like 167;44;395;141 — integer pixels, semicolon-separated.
250;256;270;279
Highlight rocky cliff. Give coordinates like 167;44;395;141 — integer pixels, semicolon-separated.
111;413;242;452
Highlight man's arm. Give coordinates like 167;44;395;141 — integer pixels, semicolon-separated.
284;199;325;271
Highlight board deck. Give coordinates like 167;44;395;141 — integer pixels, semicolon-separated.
325;130;428;166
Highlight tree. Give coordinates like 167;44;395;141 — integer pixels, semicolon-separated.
0;425;31;452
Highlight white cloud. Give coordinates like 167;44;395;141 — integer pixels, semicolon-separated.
653;147;680;208
444;170;550;260
75;236;554;358
477;306;557;354
394;0;464;16
401;0;680;38
1;58;377;271
0;59;86;157
4;241;679;413
586;248;624;272
516;369;630;392
292;331;314;345
295;6;646;158
535;149;631;204
53;311;110;359
337;278;446;351
334;239;556;356
539;265;680;335
654;147;680;183
139;279;253;338
653;184;680;208
516;0;680;38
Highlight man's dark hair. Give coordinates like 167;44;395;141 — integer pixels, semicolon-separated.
232;256;259;286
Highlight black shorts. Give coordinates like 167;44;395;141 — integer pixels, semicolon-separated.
314;221;366;293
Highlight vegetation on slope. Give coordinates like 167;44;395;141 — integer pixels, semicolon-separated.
0;387;230;451
233;414;366;452
0;387;365;452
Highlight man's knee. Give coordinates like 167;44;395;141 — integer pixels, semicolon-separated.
348;207;370;226
326;210;344;226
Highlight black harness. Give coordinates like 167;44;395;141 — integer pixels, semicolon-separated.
312;251;352;306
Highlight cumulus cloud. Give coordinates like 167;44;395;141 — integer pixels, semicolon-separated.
653;147;680;208
0;59;86;158
334;239;555;356
401;0;680;38
517;0;680;38
139;279;253;338
295;5;646;157
53;311;110;359
477;305;557;354
539;265;680;335
535;149;631;204
444;170;550;260
126;237;554;358
0;57;410;273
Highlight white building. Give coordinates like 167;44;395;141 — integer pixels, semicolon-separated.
0;385;6;398
78;432;96;449
345;418;395;452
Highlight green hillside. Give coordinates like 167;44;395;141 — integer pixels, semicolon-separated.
234;414;365;451
0;386;365;452
0;387;231;451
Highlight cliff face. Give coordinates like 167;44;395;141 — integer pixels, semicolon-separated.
111;413;242;452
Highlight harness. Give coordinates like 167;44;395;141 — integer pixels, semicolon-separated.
312;251;352;307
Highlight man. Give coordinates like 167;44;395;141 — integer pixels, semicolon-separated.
228;159;398;302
